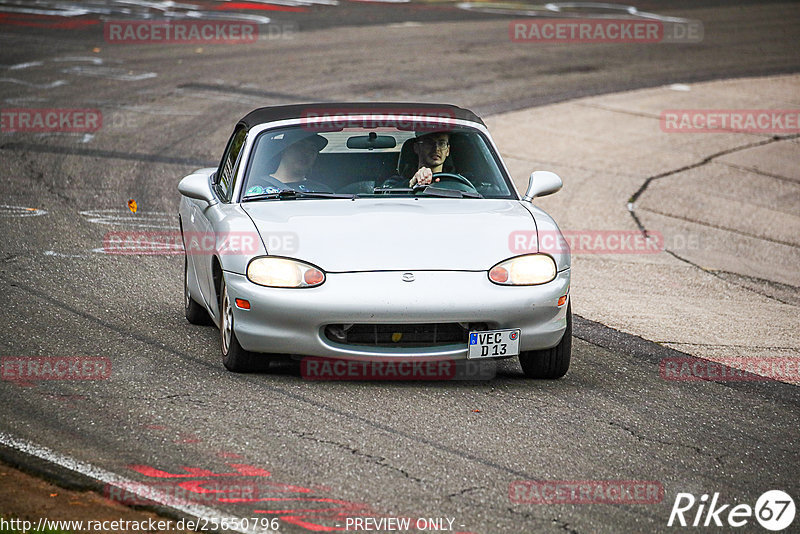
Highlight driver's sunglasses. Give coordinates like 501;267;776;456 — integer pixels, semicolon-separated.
417;138;449;149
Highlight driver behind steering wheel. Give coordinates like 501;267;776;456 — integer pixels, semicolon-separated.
408;131;452;187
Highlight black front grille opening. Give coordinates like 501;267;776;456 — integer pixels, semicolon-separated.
324;323;488;347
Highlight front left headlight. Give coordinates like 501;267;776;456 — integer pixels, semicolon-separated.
488;254;557;285
247;257;325;288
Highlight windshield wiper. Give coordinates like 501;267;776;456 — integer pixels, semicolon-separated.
372;186;482;199
243;189;355;201
372;187;415;195
416;186;483;199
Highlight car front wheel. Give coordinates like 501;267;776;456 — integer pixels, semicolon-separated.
220;277;259;372
518;302;572;379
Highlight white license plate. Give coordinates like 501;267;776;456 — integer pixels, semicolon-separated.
467;329;520;359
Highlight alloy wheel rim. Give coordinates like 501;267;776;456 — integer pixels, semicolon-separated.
221;286;232;354
184;260;190;310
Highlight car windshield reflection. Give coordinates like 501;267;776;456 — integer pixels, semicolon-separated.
241;126;514;200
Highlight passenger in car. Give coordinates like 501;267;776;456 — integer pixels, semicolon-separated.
270;133;332;192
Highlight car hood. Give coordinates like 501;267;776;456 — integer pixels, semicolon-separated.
242;198;535;272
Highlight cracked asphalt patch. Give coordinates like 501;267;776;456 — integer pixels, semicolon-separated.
488;74;800;382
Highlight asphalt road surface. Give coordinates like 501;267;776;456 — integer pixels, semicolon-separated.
1;1;799;533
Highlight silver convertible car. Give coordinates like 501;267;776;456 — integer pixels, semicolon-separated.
178;104;571;378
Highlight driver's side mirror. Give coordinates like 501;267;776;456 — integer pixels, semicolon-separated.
522;171;563;202
178;173;217;205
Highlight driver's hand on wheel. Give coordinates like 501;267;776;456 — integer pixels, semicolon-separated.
409;167;439;187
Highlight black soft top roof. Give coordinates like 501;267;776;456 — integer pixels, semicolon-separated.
239;103;485;129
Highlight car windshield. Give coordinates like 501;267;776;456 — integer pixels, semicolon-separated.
240;124;515;200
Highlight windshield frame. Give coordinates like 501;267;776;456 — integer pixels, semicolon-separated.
232;116;520;203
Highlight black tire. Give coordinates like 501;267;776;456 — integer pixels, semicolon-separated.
518;302;572;379
219;277;261;372
184;257;213;325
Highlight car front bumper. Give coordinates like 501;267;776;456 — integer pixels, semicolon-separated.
225;269;570;360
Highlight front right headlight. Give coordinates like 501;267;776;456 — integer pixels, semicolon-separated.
488;254;557;285
247;257;325;288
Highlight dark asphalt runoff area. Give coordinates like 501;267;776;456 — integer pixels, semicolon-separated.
1;1;799;533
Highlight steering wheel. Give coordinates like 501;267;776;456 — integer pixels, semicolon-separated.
423;172;477;191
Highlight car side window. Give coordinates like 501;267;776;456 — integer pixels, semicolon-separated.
216;126;248;202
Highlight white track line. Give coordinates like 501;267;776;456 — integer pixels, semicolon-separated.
0;205;48;217
0;431;276;534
